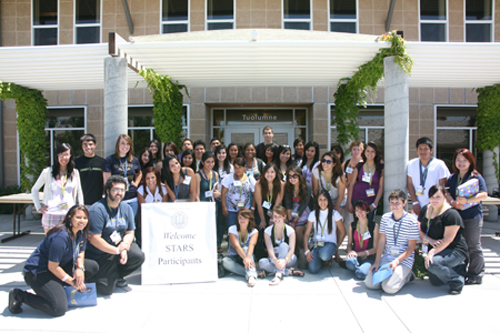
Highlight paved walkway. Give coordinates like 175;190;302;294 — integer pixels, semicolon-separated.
1;213;500;333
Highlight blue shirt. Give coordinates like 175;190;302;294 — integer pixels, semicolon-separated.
446;172;487;220
24;229;86;275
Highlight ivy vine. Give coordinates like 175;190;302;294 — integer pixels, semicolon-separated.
475;84;500;184
139;68;188;148
0;82;47;191
333;31;413;144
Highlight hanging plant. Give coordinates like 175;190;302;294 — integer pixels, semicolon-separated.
0;82;47;191
476;84;500;185
333;31;413;145
139;68;188;148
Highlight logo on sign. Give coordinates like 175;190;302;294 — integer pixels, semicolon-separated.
171;211;188;229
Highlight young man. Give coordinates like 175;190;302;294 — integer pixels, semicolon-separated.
87;176;145;295
364;189;419;294
193;140;206;171
210;138;221;153
407;137;450;215
181;138;193;152
75;133;105;206
256;126;274;161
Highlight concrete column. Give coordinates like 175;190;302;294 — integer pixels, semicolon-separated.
483;147;499;195
383;56;409;213
104;57;128;156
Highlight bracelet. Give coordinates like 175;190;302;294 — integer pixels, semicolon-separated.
116;247;121;255
285;257;290;263
61;274;70;282
393;259;400;265
305;250;310;255
413;201;420;206
76;266;85;272
371;203;377;208
250;207;255;211
451;200;455;206
365;250;369;256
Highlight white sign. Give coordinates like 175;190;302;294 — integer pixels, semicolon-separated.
141;202;217;285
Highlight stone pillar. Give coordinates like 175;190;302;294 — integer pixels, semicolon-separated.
383;56;409;213
483;147;499;195
104;57;128;156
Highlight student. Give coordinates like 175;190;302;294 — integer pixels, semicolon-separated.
312;152;346;213
210;138;221;153
365;189;419;294
264;143;279;164
243;143;265;181
137;167;170;204
138;147;153;172
300;141;320;185
181;138;193;152
274;145;294;181
253;163;285;230
162;155;198;202
155;141;179;172
214;145;233;252
148;139;161;167
293;138;305;166
196;152;220;203
256;126;274;160
180;149;196;172
407;137;450;215
193;140;206;171
75;133;104;207
228;143;242;165
342;141;364;232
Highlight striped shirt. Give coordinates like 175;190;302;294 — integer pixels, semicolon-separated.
379;212;419;269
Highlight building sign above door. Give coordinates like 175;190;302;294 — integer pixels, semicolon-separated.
226;109;293;125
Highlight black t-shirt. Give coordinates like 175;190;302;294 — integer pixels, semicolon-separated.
103;155;141;201
256;142;267;161
418;205;468;259
75;155;105;205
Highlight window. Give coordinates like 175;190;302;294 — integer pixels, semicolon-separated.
283;0;311;30
128;105;189;152
44;107;86;166
420;0;447;42
206;0;234;30
329;0;357;33
75;0;101;44
162;0;189;33
435;106;481;172
329;104;385;155
33;0;58;45
465;0;493;42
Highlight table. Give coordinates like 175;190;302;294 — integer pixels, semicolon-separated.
0;193;42;243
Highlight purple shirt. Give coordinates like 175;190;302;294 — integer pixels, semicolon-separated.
352;162;384;204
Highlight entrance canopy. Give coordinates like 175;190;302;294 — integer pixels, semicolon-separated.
0;29;499;91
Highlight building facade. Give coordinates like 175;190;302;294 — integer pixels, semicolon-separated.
1;0;499;186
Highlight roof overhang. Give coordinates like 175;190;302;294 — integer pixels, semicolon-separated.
0;29;498;91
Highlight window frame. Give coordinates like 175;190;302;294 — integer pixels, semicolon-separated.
161;0;190;34
73;0;102;44
464;0;495;42
205;0;235;31
282;0;313;31
419;0;449;42
328;0;358;34
32;0;60;46
434;104;477;154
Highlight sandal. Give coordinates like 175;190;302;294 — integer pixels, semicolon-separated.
289;268;305;277
247;276;257;287
269;273;283;286
258;270;267;279
322;258;333;270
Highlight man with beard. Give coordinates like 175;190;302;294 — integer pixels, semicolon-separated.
87;175;145;295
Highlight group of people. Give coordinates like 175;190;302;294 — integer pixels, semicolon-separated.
8;127;487;316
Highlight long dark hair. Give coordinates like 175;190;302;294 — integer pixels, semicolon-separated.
317;152;343;189
161;155;187;192
227;143;242;163
199;151;215;171
331;144;344;164
52;143;75;180
452;148;477;175
274;145;294;169
163;141;179;159
360;141;383;176
285;165;309;203
214;144;231;174
138;147;153;171
314;190;334;234
236;208;257;233
293;138;305;160
141;166;164;197
259;163;282;205
47;204;90;241
149;139;161;161
300;141;320;171
180;149;196;171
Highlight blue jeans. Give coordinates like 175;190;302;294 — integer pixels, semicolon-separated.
226;211;238;229
127;200;139;218
346;256;373;280
215;200;225;248
308;242;337;274
427;249;466;291
222;246;257;280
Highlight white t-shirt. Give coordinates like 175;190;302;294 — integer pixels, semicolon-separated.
407;157;450;206
221;174;256;212
227;225;258;257
264;224;295;248
137;185;167;203
312;168;342;203
307;209;342;244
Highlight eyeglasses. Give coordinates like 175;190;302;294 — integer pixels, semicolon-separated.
289;174;300;179
58;153;71;158
111;188;126;193
321;159;333;165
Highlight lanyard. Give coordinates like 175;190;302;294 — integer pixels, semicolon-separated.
238;230;248;246
356;222;367;250
319;215;328;238
107;203;121;231
267;193;273;205
59;173;68;194
201;169;213;191
119;159;129;179
364;164;375;186
246;159;255;172
391;213;406;246
456;173;469;196
173;175;182;198
274;224;285;244
72;235;81;265
321;171;332;191
426;204;444;235
419;158;433;187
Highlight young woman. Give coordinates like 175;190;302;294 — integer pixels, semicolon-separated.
243;143;265;181
213;145;233;253
161;155;198;202
446;148;487;285
180;149;196;171
221;209;259;287
284;166;312;255
264;143;279;164
148;139;161;167
293;138;305;166
32;143;84;234
303;190;346;273
341;141;364;233
300;141;320;185
227;143;242;165
196;152;220;203
275;145;294;181
254;163;285;230
419;185;469;295
155;141;179;172
347;141;384;224
221;157;256;228
138;147;153;172
331;144;345;165
9;205;98;316
312;152;346;213
343;200;379;280
137;166;170;204
103;134;142;217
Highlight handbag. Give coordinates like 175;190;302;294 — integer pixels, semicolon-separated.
64;283;97;307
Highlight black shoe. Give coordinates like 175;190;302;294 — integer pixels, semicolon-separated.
8;288;23;314
449;288;462;295
465;277;482;285
116;278;128;288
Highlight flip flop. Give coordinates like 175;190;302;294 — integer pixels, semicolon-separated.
289;268;305;277
258;270;267;279
269;274;283;286
247;276;257;287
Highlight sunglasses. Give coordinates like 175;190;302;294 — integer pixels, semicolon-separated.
288;174;300;179
321;159;334;165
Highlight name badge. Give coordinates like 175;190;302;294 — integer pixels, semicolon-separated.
366;188;375;197
262;201;271;209
416;185;425;196
237;201;245;208
110;230;122;244
363;231;371;240
220;171;227;178
291;211;299;218
390;245;399;257
205;190;213;198
422;239;429;254
267;210;272;217
58;202;69;210
387;220;395;228
362;174;371;183
233;180;242;187
282;176;287;182
346;167;353;174
183;176;191;185
317;241;325;247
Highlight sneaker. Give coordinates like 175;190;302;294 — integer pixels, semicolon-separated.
449;288;462;295
8;288;23;314
116;278;129;288
465;277;482;285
